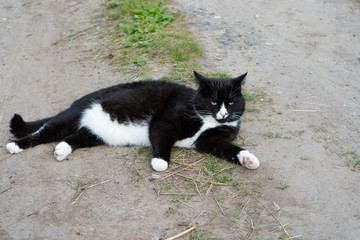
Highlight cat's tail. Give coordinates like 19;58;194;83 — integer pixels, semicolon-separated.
10;114;50;138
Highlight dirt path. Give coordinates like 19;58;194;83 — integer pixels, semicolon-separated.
171;0;360;239
0;0;359;239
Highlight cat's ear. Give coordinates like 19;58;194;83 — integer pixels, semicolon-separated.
232;72;247;87
194;71;210;86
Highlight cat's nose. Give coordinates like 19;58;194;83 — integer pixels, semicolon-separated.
216;104;229;120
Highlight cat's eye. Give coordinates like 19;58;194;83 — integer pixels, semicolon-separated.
211;101;217;105
228;102;234;105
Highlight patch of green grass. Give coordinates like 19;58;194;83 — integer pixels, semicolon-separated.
241;117;255;122
246;107;260;113
160;62;197;83
309;125;327;133
243;91;256;102
236;182;259;197
203;154;236;184
236;201;243;208
100;0;202;79
344;150;360;169
203;72;232;78
159;180;171;191
165;208;175;215
143;76;154;81
134;56;154;66
168;36;201;61
227;220;235;229
275;184;290;190
214;174;233;183
265;131;282;139
190;230;211;240
215;196;223;203
103;0;141;11
288;130;305;138
137;146;151;157
181;195;192;201
204;154;224;174
242;89;266;102
210;210;219;221
106;0;174;41
232;212;241;219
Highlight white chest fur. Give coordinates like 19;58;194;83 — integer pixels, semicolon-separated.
174;115;238;148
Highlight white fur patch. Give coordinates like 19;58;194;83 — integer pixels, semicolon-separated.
237;150;260;169
175;115;238;148
80;103;151;146
31;123;46;136
54;142;72;161
216;103;228;120
6;142;23;154
151;158;169;172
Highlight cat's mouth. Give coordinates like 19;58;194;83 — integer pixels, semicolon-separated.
215;115;234;123
215;114;242;123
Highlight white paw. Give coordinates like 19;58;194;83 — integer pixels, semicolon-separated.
6;142;23;154
238;150;260;169
54;142;72;161
151;158;169;172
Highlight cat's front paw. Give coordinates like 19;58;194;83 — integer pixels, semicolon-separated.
151;158;169;172
237;150;260;169
6;142;23;154
54;142;72;161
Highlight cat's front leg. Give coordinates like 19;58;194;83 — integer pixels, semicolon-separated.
151;158;169;172
195;133;260;170
150;141;172;172
149;126;175;172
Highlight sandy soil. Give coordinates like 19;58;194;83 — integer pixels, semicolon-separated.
0;0;359;239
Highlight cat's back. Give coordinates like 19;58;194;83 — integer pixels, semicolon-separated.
110;80;194;100
72;80;194;108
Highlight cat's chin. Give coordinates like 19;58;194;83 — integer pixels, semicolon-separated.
216;119;228;123
216;118;238;124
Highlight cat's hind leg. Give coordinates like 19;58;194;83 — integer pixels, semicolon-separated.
54;127;104;161
6;116;75;154
7;124;62;154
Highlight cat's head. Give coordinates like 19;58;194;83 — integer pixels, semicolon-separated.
194;71;247;123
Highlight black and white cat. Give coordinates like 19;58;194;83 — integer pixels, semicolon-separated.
6;71;259;171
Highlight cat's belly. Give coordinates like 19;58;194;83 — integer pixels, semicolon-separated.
80;103;151;146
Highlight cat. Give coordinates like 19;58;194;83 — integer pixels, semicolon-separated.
6;71;259;171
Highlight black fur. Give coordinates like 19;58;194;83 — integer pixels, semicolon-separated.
8;72;250;168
